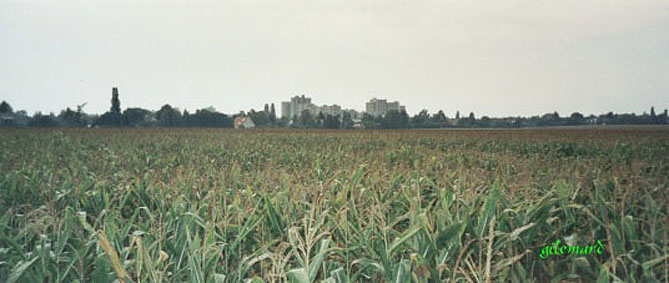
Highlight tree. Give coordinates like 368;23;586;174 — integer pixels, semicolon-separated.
247;109;270;127
382;110;409;129
568;112;585;125
650;106;658;124
183;108;232;127
111;87;121;115
298;110;315;128
323;115;341;129
538;112;561;126
28;112;59;127
570;112;584;120
361;113;377;129
270;103;277;124
96;87;123;126
431;110;447;127
276;116;290;127
341;111;354;129
157;104;181;127
123;108;152;127
292;114;299;127
94;112;118;127
398;110;410;128
479;116;492;127
411;109;430;128
59;107;86;127
455;111;460;120
456;112;477;127
0;101;12;114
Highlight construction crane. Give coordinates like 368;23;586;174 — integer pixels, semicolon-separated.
77;102;87;113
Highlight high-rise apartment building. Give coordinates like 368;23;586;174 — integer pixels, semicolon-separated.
365;98;405;117
281;95;314;119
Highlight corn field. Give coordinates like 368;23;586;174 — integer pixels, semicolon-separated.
0;128;667;282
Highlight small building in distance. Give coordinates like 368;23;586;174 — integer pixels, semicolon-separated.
234;116;255;129
0;112;29;127
1;115;15;126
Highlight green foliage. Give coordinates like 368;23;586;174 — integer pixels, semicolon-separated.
0;100;13;114
156;104;181;127
123;108;152;127
110;87;121;115
27;112;59;127
58;107;87;127
183;108;233;128
0;128;666;282
94;87;123;127
380;110;409;129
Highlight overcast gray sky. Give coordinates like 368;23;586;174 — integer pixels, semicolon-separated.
1;0;668;117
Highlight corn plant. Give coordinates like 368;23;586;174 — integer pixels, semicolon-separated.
0;128;666;282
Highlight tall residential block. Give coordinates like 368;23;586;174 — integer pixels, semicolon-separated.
281;95;314;119
365;98;405;117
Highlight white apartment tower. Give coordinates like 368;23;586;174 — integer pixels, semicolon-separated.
365;98;405;117
281;95;313;119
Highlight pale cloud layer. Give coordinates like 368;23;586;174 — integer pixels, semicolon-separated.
1;0;668;116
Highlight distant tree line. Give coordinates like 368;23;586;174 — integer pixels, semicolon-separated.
1;89;667;129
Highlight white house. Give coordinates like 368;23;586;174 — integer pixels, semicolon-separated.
234;116;255;129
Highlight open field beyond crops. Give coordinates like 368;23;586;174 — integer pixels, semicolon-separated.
0;127;667;282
